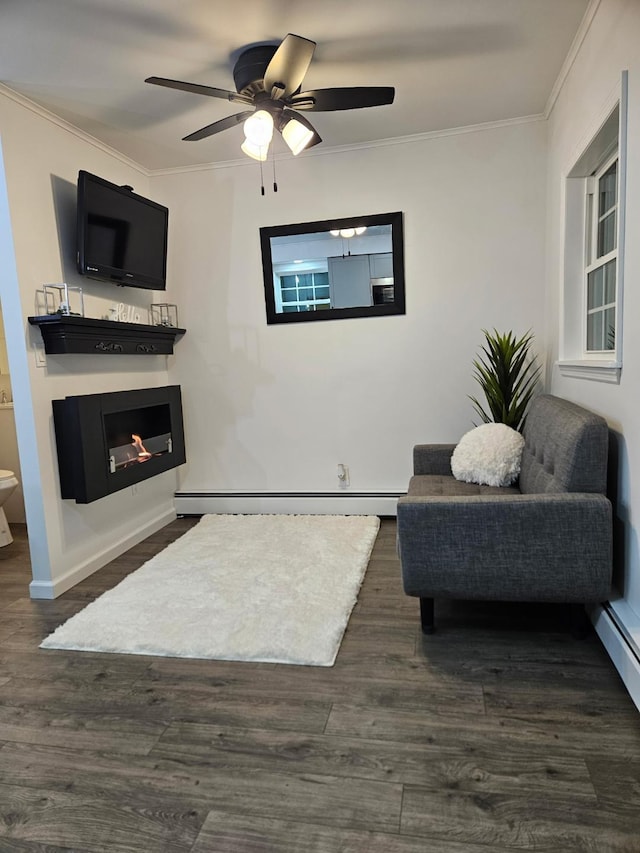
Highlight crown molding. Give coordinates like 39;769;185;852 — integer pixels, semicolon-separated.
148;113;546;177
544;0;602;118
0;83;148;176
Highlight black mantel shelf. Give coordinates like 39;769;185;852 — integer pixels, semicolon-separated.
28;315;186;356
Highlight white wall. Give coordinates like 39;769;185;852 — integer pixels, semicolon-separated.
0;91;178;597
545;0;640;700
152;118;547;514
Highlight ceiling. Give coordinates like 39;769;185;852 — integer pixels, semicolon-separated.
0;0;591;172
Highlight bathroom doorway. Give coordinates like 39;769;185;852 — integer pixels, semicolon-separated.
0;302;25;526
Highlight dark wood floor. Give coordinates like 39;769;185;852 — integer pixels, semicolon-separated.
1;518;639;852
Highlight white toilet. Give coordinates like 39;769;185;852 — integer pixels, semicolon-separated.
0;469;18;546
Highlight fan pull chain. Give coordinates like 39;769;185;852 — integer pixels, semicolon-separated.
259;158;265;196
272;149;278;193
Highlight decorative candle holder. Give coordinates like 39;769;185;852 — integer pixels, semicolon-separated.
150;303;178;328
43;283;84;317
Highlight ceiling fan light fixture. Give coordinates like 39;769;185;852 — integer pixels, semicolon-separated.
330;226;367;238
281;117;315;155
243;110;274;146
241;138;269;161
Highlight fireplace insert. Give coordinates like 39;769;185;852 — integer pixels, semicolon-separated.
53;385;186;503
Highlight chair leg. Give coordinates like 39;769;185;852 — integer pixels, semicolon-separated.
569;603;591;639
420;597;435;634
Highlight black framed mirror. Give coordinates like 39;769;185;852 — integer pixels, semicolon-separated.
260;211;405;325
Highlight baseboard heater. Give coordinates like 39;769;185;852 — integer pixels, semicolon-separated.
174;491;402;517
591;601;640;713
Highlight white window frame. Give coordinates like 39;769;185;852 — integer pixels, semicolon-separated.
558;71;627;383
278;270;331;313
584;152;618;354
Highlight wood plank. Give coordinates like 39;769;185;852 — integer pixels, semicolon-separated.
127;681;333;732
586;757;640;813
483;682;639;724
401;785;640;852
0;649;151;682
0;742;403;834
151;721;596;797
326;703;640;758
191;810;513;853
137;659;486;715
0;782;201;852
0;704;164;754
0;677;174;724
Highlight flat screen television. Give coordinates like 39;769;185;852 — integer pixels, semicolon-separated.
76;170;168;290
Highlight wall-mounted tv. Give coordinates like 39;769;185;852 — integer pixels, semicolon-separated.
76;170;168;291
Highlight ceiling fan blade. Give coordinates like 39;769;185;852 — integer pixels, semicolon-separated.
281;108;322;149
182;111;254;142
290;86;395;112
264;33;316;99
146;76;252;105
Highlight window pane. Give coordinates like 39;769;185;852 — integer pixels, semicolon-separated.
599;161;617;216
587;311;603;351
604;259;616;304
281;289;298;303
298;287;314;301
314;272;329;286
315;286;330;299
280;275;297;288
282;305;298;313
588;268;604;309
604;307;616;350
598;211;616;256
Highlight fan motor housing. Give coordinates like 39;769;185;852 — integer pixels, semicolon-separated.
233;45;278;94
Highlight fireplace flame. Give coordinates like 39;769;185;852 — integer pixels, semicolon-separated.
131;434;153;461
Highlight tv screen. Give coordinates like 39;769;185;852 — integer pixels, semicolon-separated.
76;170;168;290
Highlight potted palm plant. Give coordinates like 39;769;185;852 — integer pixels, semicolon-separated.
469;329;541;432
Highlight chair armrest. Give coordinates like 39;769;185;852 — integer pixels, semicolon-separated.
397;492;612;602
413;444;457;475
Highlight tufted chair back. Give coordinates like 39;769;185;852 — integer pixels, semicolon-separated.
519;395;609;495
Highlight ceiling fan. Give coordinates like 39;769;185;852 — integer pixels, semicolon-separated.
145;33;395;160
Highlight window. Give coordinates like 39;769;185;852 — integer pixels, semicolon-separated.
559;72;627;383
278;271;330;313
585;155;618;353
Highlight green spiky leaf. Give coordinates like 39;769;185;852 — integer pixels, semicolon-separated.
468;329;541;432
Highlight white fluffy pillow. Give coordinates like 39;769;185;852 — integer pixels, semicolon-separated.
451;423;525;487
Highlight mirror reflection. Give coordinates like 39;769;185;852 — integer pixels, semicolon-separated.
260;212;405;324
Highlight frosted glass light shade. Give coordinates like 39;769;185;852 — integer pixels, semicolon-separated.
241;138;269;161
243;110;274;146
282;118;314;155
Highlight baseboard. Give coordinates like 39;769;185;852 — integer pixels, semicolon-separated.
29;507;177;600
591;601;640;713
174;492;401;517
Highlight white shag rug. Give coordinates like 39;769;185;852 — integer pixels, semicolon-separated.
40;514;380;666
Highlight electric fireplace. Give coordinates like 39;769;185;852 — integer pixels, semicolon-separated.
53;385;186;503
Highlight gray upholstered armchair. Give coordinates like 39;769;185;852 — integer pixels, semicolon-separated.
397;395;613;633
